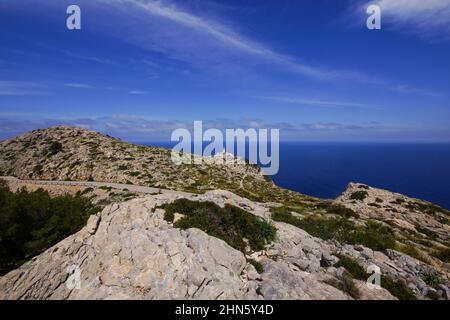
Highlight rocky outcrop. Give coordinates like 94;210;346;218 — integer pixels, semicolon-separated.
0;196;252;300
336;183;449;269
337;183;449;243
0;128;448;300
0;126;265;194
2;190;434;301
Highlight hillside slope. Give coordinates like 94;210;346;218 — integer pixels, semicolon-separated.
0;126;314;205
0;126;448;300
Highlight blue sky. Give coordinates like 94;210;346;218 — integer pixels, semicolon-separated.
0;0;449;141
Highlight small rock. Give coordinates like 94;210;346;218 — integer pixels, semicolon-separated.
320;252;337;268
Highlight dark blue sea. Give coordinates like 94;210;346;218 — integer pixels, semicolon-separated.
144;142;450;209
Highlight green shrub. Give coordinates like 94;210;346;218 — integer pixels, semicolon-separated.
397;244;428;263
271;208;395;252
0;185;100;275
317;202;359;218
0;178;7;188
161;199;276;253
32;164;43;175
335;254;367;280
324;273;360;300
414;224;439;241
392;198;405;205
438;216;449;225
368;203;381;208
432;247;450;263
48;141;63;155
422;271;443;287
248;259;264;274
380;276;416;300
406;201;447;216
334;254;416;300
350;191;368;201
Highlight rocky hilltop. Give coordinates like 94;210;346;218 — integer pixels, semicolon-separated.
0;127;449;300
0;126;266;196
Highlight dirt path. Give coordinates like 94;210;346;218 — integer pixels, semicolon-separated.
0;176;193;197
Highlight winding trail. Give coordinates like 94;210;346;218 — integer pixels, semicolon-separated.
0;176;193;197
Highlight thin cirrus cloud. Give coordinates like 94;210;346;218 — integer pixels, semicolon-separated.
64;83;94;89
249;94;369;108
128;90;148;95
362;0;450;40
97;0;378;83
0;80;46;96
393;84;441;97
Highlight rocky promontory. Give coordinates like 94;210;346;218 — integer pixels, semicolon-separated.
0;127;448;300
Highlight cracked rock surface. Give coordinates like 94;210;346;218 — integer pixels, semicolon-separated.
0;192;399;300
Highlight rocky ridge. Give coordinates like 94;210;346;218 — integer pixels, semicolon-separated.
0;126;265;196
0;127;448;300
0;191;392;300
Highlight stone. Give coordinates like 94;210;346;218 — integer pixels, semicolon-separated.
320;252;337;268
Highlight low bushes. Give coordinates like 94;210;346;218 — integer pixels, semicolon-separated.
334;254;416;300
432;247;450;263
317;202;359;219
248;259;264;274
0;184;100;275
324;274;360;300
161;199;276;253
349;191;368;201
271;208;396;252
48;141;63;156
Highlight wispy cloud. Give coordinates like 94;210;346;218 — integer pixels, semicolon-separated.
128;90;148;95
97;0;378;82
250;95;369;108
60;49;117;65
393;84;441;97
64;83;94;89
0;80;46;96
361;0;450;41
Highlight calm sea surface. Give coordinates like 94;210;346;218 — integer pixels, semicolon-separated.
144;142;450;209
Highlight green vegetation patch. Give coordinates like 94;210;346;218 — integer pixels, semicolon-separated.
161;199;276;253
432;247;450;263
317;202;359;219
406;201;448;216
349;191;368;201
396;244;429;263
271;209;395;251
48;141;63;156
324;273;360;300
414;224;439;241
32;164;43;175
0;184;100;275
335;254;367;279
334;254;416;300
422;271;443;287
248;259;264;274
